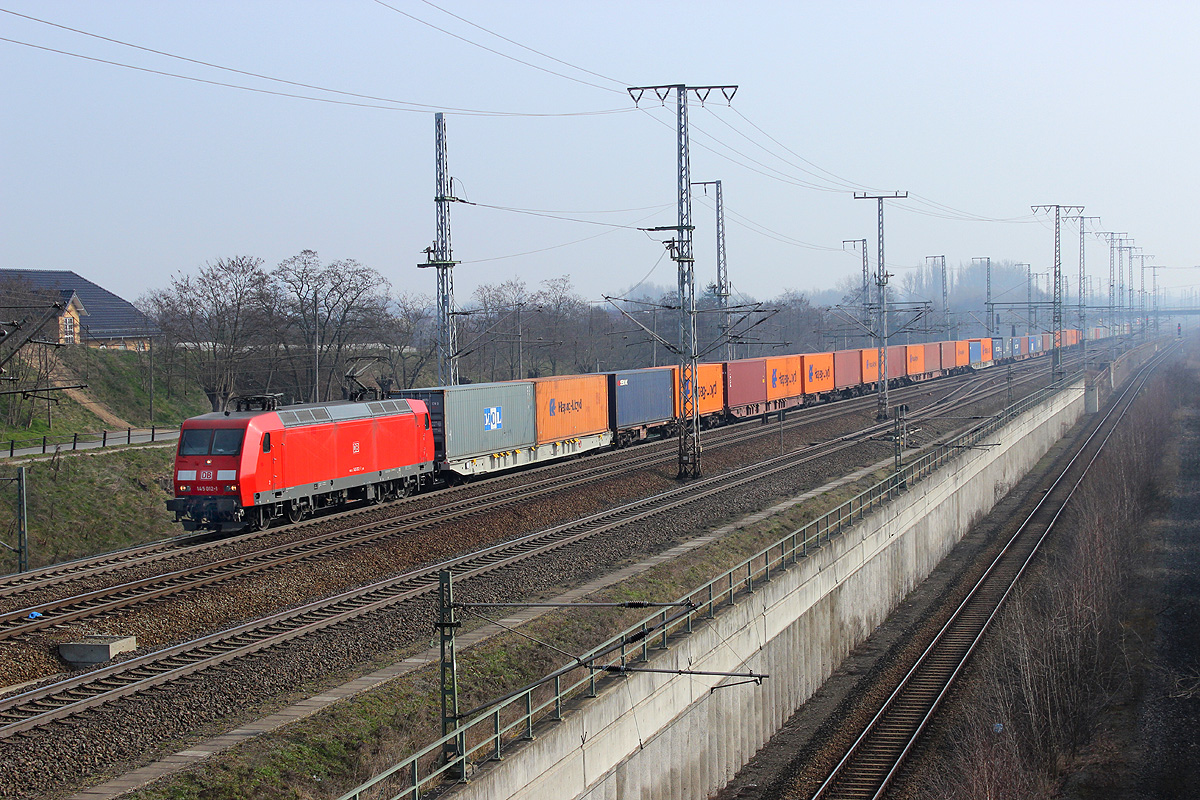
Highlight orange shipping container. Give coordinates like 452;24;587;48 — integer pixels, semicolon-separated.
861;348;880;383
668;363;725;418
533;374;609;445
692;362;725;417
955;340;969;367
765;355;803;401
800;352;835;394
981;338;993;362
905;344;925;376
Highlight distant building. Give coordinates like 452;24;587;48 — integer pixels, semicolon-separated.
0;269;157;350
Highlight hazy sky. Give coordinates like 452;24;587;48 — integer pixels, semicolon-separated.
3;1;1198;310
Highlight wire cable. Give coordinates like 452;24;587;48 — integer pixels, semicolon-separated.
456;199;660;229
370;0;624;95
0;29;631;117
460;208;671;264
413;0;629;89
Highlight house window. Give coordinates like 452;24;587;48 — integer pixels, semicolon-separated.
62;316;76;344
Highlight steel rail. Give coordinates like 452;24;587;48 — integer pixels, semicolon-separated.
0;361;1050;633
0;368;1039;738
810;344;1173;800
0;355;1058;600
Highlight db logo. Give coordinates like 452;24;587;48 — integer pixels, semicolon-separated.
200;470;213;480
352;441;360;454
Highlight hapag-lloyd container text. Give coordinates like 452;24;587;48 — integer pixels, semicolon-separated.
800;353;834;394
532;375;608;445
765;355;802;402
687;362;725;416
905;345;925;377
860;349;880;383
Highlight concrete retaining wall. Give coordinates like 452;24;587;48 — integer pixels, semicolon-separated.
449;379;1087;800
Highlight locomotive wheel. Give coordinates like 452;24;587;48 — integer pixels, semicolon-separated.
286;501;306;524
257;507;273;530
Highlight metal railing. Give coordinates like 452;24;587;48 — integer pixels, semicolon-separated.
336;372;1083;800
0;426;179;458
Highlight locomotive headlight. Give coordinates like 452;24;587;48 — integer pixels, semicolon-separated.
224;484;238;492
179;485;189;492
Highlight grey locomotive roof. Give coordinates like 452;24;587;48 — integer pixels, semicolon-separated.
194;399;414;428
277;399;413;427
0;268;156;339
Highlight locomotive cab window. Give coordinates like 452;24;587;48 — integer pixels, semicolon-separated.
262;432;271;453
211;429;244;456
180;429;212;456
424;414;430;430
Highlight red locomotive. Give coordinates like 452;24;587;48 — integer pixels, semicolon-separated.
167;396;435;532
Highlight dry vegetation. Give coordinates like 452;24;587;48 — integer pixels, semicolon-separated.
908;366;1187;799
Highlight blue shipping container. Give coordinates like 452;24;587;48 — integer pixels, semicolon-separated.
608;368;675;430
969;340;982;364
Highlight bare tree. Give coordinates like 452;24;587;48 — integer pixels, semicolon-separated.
271;251;391;401
143;256;269;412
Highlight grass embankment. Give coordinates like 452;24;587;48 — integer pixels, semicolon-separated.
0;347;209;444
122;467;888;800
0;446;179;570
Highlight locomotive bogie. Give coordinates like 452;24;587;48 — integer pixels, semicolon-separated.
169;398;434;533
171;331;1089;532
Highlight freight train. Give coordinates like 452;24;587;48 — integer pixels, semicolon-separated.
168;332;1089;532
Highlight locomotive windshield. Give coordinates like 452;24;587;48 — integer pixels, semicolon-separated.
180;428;244;456
180;429;211;456
212;429;244;455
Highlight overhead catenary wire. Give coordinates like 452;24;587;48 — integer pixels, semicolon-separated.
370;0;624;95
0;13;632;118
412;0;630;90
459;207;672;265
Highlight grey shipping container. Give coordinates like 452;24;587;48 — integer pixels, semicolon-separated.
608;368;675;431
394;381;536;464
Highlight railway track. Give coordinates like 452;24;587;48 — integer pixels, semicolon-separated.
807;345;1173;800
0;356;1056;604
0;360;1057;640
0;362;1061;739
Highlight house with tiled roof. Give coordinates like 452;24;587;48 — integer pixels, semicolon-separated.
0;269;157;350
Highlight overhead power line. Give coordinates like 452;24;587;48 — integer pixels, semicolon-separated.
455;200;661;229
0;9;632;117
370;0;624;95
413;0;629;89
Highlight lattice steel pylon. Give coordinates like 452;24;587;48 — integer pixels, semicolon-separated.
846;239;870;333
973;257;992;337
419;112;459;387
933;255;949;336
629;84;737;479
855;191;907;421
694;180;732;360
1032;204;1083;381
1066;215;1100;367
